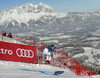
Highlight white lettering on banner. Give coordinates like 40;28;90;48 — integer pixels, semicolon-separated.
0;48;13;55
16;48;34;58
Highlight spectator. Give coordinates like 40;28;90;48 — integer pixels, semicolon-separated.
7;33;12;38
3;32;6;36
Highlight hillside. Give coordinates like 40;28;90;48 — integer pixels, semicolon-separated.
0;34;99;78
1;3;100;48
0;35;99;78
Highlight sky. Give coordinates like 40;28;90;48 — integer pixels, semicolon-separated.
0;0;100;13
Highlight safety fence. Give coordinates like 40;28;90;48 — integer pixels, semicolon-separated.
0;31;98;76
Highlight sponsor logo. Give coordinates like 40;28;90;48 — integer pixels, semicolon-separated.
0;48;13;55
16;48;34;58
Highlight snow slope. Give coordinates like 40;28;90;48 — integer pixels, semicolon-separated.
0;60;100;78
73;47;100;68
0;35;100;78
0;61;75;78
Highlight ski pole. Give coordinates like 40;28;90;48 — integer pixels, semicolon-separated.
45;36;48;46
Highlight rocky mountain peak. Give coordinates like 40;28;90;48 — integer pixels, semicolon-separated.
19;3;55;13
0;3;55;14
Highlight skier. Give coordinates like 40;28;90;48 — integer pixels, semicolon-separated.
43;44;55;64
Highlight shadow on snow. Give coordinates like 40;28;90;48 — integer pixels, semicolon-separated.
18;68;64;76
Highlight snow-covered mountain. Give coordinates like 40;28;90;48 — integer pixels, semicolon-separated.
0;3;68;34
0;3;55;27
0;3;100;38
